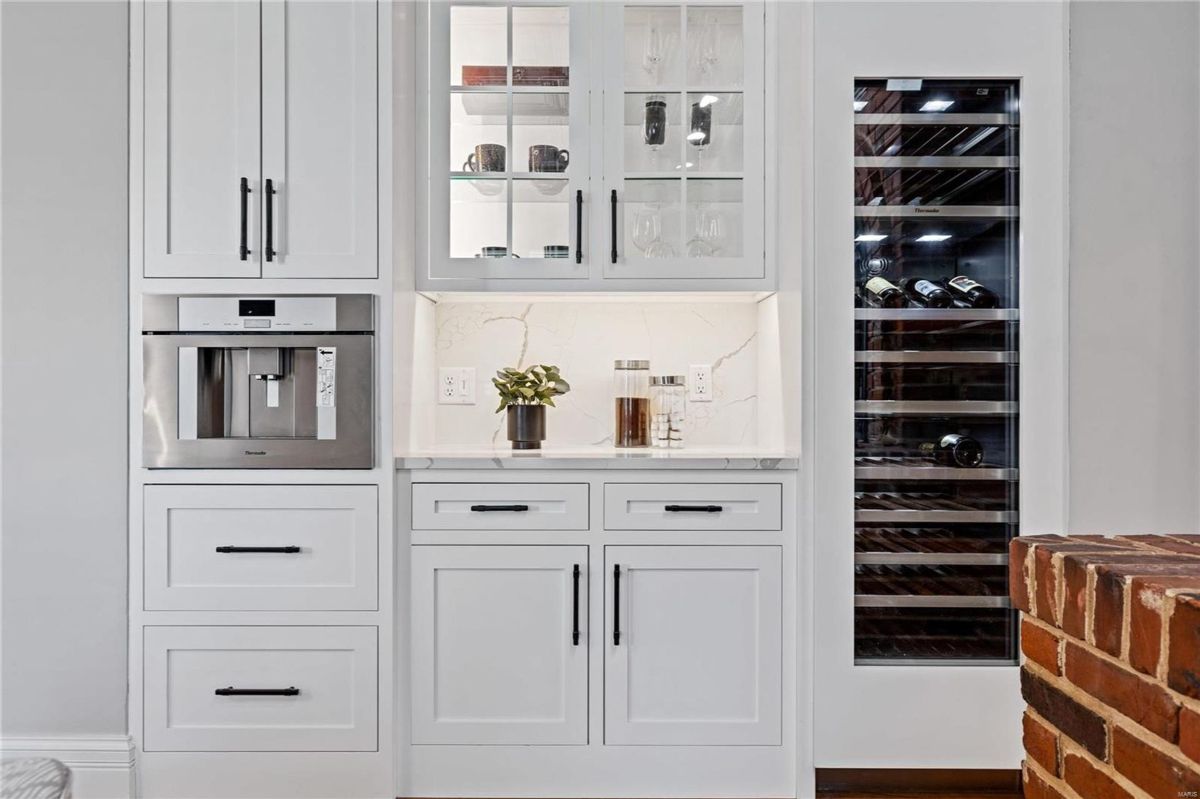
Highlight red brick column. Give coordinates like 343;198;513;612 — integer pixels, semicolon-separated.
1010;534;1200;799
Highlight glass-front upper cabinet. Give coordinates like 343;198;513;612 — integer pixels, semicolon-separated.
602;3;765;280
429;2;591;281
422;1;767;288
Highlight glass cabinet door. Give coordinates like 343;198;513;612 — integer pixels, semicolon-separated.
602;2;764;279
431;2;589;280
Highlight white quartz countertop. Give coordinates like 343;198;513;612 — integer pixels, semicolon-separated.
395;447;798;470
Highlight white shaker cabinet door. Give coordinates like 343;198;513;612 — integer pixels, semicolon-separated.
411;545;589;745
604;545;782;745
144;0;261;278
261;0;378;278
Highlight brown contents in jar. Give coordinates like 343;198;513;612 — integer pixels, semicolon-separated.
614;397;650;447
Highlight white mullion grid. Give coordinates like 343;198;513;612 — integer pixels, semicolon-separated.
679;4;689;251
506;3;515;255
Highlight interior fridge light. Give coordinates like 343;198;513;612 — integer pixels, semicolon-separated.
855;234;887;242
915;234;952;242
853;100;868;111
920;99;955;112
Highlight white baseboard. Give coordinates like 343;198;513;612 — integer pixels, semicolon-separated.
1;736;135;799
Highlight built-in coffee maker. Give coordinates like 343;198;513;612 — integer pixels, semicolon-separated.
142;295;374;468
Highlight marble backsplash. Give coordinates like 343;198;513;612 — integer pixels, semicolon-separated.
427;299;760;449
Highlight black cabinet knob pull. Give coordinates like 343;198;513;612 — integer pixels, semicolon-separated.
215;686;299;697
215;546;301;554
469;504;530;512
664;504;724;513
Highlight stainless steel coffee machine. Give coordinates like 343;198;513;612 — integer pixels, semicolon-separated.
142;295;374;468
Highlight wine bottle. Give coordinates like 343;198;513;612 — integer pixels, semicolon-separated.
859;276;906;308
900;277;952;308
940;275;1000;308
919;433;984;468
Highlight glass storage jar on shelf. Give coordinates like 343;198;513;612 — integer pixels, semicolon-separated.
650;375;686;448
613;360;651;448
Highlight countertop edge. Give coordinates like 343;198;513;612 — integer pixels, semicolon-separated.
395;454;800;471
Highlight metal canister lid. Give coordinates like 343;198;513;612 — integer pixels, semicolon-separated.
614;359;650;370
650;375;686;386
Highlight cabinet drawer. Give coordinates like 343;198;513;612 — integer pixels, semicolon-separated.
143;626;377;752
412;483;589;530
604;483;783;530
144;485;377;611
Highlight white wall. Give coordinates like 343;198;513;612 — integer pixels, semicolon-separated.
1;1;129;737
1067;1;1200;533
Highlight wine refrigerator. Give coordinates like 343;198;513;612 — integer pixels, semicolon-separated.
852;78;1019;665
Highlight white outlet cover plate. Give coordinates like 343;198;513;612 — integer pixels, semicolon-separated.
689;364;713;402
438;367;476;405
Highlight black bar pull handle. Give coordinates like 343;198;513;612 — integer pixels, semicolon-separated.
469;504;530;512
215;545;301;554
610;189;618;264
264;178;276;262
215;686;299;697
575;189;584;264
238;177;250;261
571;563;581;646
612;564;621;646
664;504;724;513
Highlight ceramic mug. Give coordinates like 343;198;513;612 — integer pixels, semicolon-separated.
528;144;570;173
464;143;506;173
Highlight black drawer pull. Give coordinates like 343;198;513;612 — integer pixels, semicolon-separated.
572;563;581;646
215;546;301;554
469;504;530;512
612;564;622;646
664;504;724;513
215;686;299;697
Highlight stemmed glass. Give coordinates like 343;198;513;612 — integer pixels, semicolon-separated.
695;14;721;79
688;101;713;170
642;25;668;82
686;205;726;258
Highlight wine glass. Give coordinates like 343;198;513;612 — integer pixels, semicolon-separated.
688;101;713;170
701;208;726;255
631;208;660;254
695;14;721;79
642;25;666;82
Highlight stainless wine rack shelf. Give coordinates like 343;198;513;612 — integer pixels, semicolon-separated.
855;400;1017;416
856;552;1009;566
855;112;1017;126
855;206;1018;218
854;458;1018;481
855;155;1017;169
855;308;1019;322
855;351;1017;364
854;595;1012;608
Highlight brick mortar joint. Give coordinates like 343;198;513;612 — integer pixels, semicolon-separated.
1025;756;1085;799
1059;734;1157;799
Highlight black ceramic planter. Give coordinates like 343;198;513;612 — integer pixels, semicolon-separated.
506;404;547;450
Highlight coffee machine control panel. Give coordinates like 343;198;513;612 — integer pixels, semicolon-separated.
177;296;338;331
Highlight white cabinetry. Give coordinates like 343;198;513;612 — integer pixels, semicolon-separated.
604;545;781;746
419;1;769;290
143;0;377;278
411;545;589;744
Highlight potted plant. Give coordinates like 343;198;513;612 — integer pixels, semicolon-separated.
492;364;571;450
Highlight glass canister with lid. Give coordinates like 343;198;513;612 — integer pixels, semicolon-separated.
650;375;686;448
613;360;651;448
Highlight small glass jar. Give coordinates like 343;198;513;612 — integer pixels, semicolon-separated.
650;375;686;448
613;360;651;448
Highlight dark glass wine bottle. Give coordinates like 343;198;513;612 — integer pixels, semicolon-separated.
919;433;984;467
940;275;1000;308
858;276;906;308
899;277;952;308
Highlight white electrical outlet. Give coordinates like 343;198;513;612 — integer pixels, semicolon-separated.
438;367;476;405
689;364;713;402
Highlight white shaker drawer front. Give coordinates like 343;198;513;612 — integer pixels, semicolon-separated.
412;483;589;530
604;483;783;531
144;485;378;611
143;626;378;752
